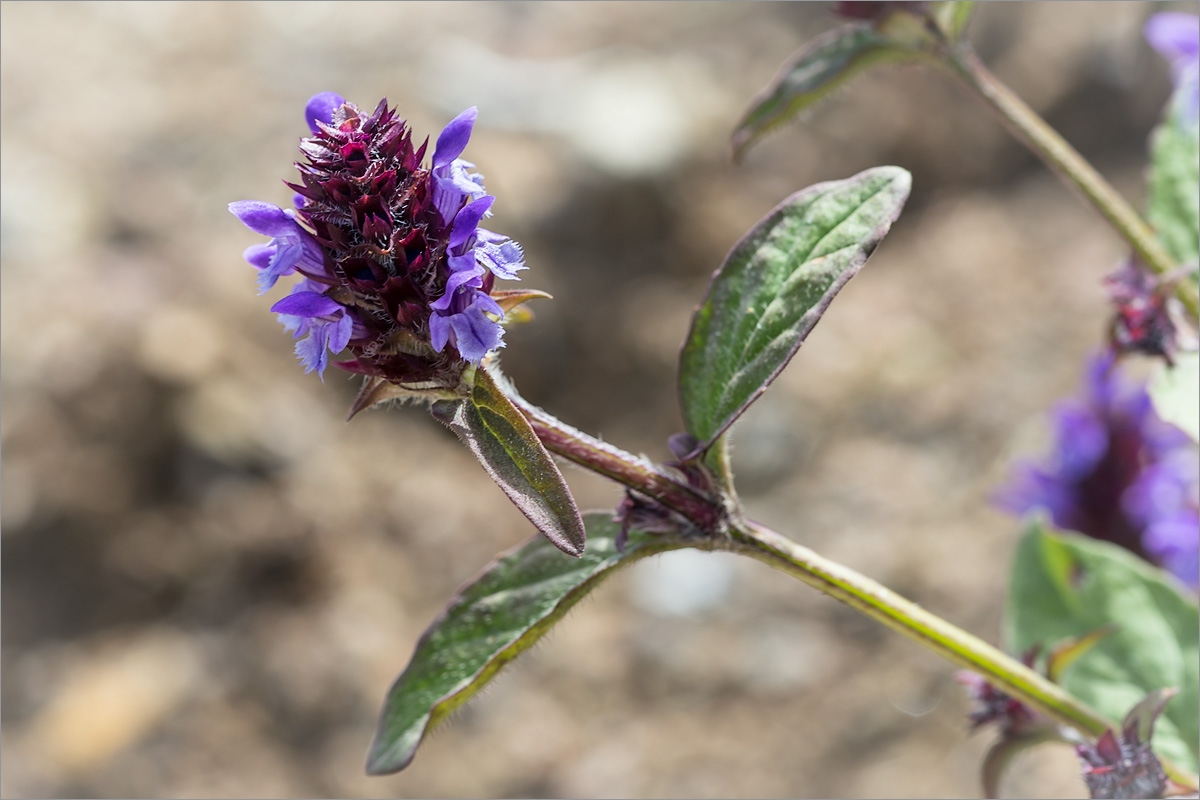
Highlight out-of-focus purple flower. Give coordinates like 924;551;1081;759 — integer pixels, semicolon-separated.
956;647;1042;736
231;94;531;381
997;351;1198;587
1125;450;1200;588
1145;12;1200;122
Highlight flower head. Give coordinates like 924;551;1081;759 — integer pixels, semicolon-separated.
1145;12;1200;122
956;647;1042;736
230;94;528;386
1075;690;1174;800
1105;259;1186;365
997;352;1198;588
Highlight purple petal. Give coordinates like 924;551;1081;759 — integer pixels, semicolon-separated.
277;313;303;336
243;243;274;270
271;290;343;318
295;324;332;378
449;303;503;363
474;291;503;317
476;236;526;280
444;265;484;296
449;196;495;250
1146;13;1200;65
328;311;354;354
430;269;483;312
305;92;346;134
445;160;489;204
447;250;483;275
229;201;297;237
256;241;305;293
1143;514;1200;588
429;313;451;353
432;107;478;168
1053;404;1109;479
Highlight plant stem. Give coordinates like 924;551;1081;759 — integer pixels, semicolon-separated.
506;385;1199;791
507;391;724;531
730;519;1104;730
943;44;1200;318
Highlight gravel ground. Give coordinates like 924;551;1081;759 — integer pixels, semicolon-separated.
0;2;1187;797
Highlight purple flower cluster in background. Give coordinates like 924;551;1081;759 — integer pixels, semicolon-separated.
230;94;525;382
1145;12;1200;122
998;352;1199;588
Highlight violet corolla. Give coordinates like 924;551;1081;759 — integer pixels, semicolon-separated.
230;93;526;385
997;351;1199;589
1145;12;1200;123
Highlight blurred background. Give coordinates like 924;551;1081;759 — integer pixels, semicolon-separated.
0;2;1190;797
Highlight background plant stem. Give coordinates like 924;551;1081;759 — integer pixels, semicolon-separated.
509;385;1200;791
943;45;1200;318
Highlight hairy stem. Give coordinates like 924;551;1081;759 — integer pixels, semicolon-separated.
503;381;1199;790
506;391;724;530
943;44;1200;318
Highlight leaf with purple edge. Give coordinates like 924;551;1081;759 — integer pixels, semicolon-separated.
731;24;919;160
365;512;687;775
432;367;586;557
678;166;911;454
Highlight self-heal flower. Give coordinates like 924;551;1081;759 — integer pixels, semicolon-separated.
997;352;1199;587
231;93;532;384
1145;12;1200;122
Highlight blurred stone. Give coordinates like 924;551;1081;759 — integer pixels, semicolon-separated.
21;629;200;774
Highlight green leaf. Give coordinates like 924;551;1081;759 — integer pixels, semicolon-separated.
1006;523;1200;773
678;166;911;449
366;513;686;774
431;367;586;557
1147;107;1200;268
732;24;918;159
1150;351;1200;443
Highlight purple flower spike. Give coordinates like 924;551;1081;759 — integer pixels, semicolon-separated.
997;351;1199;587
305;92;346;134
232;96;534;381
1146;12;1200;121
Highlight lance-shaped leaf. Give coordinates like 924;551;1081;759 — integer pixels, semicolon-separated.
1006;522;1200;773
1150;351;1200;443
732;24;922;159
366;513;687;774
432;368;586;557
679;166;911;450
